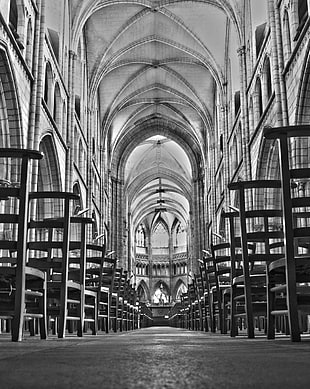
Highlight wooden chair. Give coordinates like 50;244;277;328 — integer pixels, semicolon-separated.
264;125;310;341
68;216;98;335
84;241;120;334
27;191;83;338
187;281;197;330
210;242;235;334
115;268;126;332
108;266;122;332
202;254;223;332
219;211;247;337
98;257;117;333
194;273;205;331
228;180;285;338
101;257;118;332
180;292;190;329
0;148;46;341
127;281;138;330
198;260;211;332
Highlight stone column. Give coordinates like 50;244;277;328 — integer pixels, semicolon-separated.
127;211;132;274
208;140;216;247
111;176;125;267
147;230;153;301
169;227;173;303
28;0;44;221
65;50;77;192
191;174;204;273
86;108;93;212
237;45;252;182
267;0;283;125
274;0;289;125
28;0;44;151
220;102;231;205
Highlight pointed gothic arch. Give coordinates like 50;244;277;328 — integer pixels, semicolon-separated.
36;134;62;220
173;279;187;301
137;279;150;302
0;44;23;148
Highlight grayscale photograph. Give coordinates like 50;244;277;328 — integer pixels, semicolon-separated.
0;0;310;388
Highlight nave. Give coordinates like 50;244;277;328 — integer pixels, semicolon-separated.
1;326;310;389
1;1;310;386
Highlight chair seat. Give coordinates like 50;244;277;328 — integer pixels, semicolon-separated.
269;256;310;274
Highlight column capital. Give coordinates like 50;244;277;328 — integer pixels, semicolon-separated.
237;45;246;57
69;50;77;60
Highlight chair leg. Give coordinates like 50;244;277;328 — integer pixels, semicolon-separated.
267;285;275;340
92;296;98;335
287;292;301;342
12;285;25;342
77;300;83;337
12;313;24;342
230;286;238;337
39;280;48;340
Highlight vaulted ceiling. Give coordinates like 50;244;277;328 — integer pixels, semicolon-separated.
71;0;243;234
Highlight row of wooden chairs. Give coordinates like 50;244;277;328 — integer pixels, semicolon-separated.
169;125;310;342
0;148;152;341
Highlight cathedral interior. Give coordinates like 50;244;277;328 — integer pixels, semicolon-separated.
1;0;310;387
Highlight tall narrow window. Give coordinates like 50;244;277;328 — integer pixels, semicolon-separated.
283;10;291;62
44;62;53;112
62;101;67;139
249;97;254;132
9;0;18;36
53;82;61;128
231;135;238;173
151;221;169;247
25;19;33;68
255;77;263;118
298;0;308;26
264;57;272;101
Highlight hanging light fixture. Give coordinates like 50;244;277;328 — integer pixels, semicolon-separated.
155;178;167;212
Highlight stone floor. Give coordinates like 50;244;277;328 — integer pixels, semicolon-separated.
0;327;310;388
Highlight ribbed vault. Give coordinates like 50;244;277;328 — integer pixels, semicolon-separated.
69;0;242;266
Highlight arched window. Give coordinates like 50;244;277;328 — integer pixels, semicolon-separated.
249;97;254;132
151;221;169;247
283;10;292;62
216;169;224;203
25;18;33;68
255;77;263;118
298;0;308;26
174;222;186;249
137;284;147;302
9;0;18;36
91;210;99;240
136;224;145;247
73;182;82;215
53;82;62;128
231;135;238;173
175;282;187;301
62;101;67;139
78;139;84;173
75;40;83;121
73;128;78;164
264;57;272;101
44;62;53;111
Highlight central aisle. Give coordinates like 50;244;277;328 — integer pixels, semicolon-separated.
0;327;310;388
